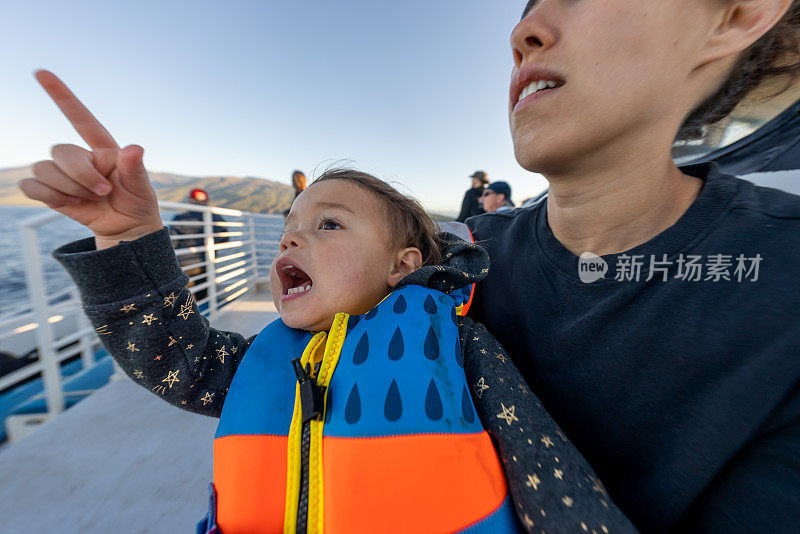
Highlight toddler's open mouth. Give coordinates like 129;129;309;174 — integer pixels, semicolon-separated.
279;263;313;298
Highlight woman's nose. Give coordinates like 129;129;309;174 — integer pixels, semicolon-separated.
511;2;557;67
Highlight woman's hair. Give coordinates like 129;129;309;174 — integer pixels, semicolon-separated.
310;168;443;267
291;170;307;192
678;1;800;140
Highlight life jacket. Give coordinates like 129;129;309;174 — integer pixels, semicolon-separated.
210;283;520;533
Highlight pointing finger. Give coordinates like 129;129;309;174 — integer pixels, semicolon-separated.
34;70;120;151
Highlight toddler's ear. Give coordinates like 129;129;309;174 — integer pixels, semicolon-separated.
388;247;423;288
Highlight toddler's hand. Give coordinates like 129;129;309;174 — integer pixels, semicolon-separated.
18;70;163;249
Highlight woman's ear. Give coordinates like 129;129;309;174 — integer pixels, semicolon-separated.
387;247;423;288
699;0;792;66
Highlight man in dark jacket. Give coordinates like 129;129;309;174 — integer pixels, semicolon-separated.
455;170;488;222
170;189;229;302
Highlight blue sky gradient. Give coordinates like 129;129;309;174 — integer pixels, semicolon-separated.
0;1;548;212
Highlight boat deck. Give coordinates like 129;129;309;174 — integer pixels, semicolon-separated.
0;288;279;533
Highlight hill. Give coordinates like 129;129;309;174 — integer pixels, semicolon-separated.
0;166;294;214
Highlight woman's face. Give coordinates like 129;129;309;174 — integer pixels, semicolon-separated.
509;0;722;175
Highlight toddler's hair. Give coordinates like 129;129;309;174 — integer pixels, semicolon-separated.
310;169;443;267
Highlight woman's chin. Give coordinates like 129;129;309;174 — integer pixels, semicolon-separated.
513;143;552;174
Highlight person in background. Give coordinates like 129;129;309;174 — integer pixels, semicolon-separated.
283;169;307;217
480;181;515;213
455;170;488;222
170;188;228;302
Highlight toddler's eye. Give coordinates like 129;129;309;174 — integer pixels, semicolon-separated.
319;219;342;231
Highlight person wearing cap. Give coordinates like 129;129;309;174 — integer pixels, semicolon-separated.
455;170;488;222
481;181;515;213
170;188;229;302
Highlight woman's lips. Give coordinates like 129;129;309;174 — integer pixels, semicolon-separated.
512;84;562;113
510;65;566;114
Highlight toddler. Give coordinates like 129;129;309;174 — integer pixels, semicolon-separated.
29;70;633;534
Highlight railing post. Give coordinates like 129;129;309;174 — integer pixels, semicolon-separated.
71;287;95;370
18;224;65;416
248;215;259;287
203;209;218;319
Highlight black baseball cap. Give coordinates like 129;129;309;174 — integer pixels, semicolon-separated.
486;181;512;199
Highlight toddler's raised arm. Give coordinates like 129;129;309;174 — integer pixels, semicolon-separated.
20;71;250;416
54;228;253;417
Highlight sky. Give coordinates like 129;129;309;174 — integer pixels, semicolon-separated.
0;0;548;213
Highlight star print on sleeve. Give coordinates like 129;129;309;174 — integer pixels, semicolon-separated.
523;514;535;528
201;392;215;406
215;345;229;363
162;370;180;389
587;474;608;497
126;342;139;352
177;295;195;320
133;370;144;379
141;313;157;325
162;292;177;308
497;403;519;425
120;303;137;313
474;377;489;398
94;324;112;335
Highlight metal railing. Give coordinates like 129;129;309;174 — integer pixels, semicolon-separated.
0;202;283;443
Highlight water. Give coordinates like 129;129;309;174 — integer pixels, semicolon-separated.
0;206;93;317
0;206;284;318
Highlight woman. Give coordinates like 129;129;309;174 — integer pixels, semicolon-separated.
467;0;800;531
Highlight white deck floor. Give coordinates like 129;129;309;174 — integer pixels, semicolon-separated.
0;289;279;533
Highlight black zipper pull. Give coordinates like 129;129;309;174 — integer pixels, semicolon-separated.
292;358;325;423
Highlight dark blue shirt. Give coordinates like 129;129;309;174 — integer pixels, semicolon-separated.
467;163;800;532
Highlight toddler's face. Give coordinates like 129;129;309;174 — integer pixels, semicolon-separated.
270;180;399;332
